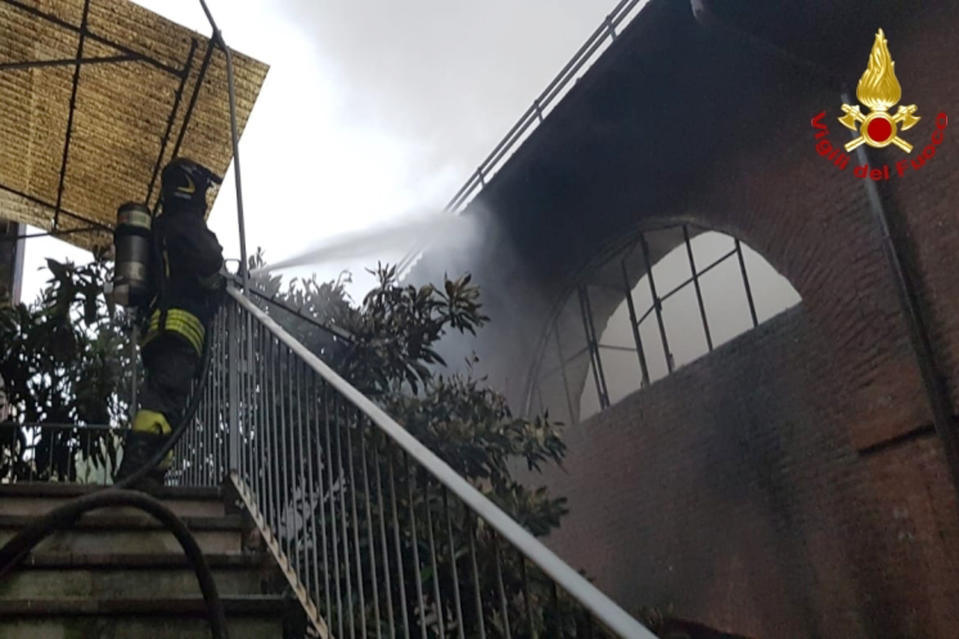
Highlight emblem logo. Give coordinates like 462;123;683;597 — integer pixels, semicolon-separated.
838;29;919;152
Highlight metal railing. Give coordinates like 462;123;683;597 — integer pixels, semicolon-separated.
397;0;652;276
0;422;122;485
174;287;653;638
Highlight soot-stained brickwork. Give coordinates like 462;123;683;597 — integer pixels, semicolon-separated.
534;306;959;638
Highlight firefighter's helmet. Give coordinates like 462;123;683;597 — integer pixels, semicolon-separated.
160;158;222;213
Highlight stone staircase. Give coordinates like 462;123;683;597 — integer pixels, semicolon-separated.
0;483;306;638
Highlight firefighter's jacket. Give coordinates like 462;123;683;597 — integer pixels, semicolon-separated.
144;208;224;356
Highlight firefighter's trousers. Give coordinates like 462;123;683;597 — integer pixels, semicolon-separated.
131;332;199;469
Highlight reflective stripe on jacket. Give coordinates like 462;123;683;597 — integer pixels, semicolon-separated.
144;308;205;356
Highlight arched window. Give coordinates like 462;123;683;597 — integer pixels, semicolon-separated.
526;224;800;423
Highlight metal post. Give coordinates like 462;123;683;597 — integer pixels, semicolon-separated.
620;258;651;387
228;302;241;473
847;105;959;496
198;0;249;292
578;286;610;410
129;320;139;422
683;225;714;350
553;319;578;425
53;0;90;231
639;232;674;373
734;238;759;328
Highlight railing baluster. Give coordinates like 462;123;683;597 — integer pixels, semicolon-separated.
494;536;512;638
345;406;367;638
424;481;445;638
324;385;344;639
406;456;428;638
520;554;536;639
468;514;487;639
444;488;466;639
278;346;292;572
286;347;301;581
270;338;283;538
257;325;269;524
315;379;332;627
335;397;356;638
373;429;396;638
303;364;320;605
388;450;411;639
360;416;382;638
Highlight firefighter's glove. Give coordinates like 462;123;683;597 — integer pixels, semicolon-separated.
197;271;226;292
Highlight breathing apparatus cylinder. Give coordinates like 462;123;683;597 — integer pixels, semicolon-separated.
113;203;153;309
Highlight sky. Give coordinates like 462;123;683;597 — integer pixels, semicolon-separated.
19;0;620;303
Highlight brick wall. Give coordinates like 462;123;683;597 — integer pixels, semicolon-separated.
530;306;959;638
516;8;959;636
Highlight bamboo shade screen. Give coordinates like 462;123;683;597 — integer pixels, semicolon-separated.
0;0;268;251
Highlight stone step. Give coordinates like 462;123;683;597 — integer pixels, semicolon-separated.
0;483;227;518
0;552;280;599
0;513;244;554
0;595;296;639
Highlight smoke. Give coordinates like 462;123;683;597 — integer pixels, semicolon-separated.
251;209;472;275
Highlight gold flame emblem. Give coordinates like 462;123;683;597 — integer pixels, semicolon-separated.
839;29;919;152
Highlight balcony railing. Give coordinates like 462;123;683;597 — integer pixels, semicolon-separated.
173;287;654;637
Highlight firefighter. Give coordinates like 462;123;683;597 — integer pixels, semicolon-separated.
115;158;226;486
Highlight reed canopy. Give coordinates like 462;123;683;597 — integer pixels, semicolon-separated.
0;0;268;251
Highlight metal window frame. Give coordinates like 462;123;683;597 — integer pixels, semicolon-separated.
528;224;776;420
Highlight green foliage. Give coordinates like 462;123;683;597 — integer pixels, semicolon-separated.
1;248;586;634
247;251;586;637
0;258;128;481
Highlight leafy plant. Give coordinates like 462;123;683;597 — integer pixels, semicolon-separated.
0;257;129;481
246;251;585;637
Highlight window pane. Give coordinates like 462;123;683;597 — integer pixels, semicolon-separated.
662;284;709;369
741;243;801;323
576;347;602;422
637;305;669;383
699;256;754;348
599;292;639;350
598;346;645;405
689;231;736;268
537;368;575;426
644;229;692;295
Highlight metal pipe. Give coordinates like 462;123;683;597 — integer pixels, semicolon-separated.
578;286;610;409
198;0;249;292
639;232;674;373
734;239;758;328
129;322;139;423
683;225;713;350
146;40;198;204
621;258;651;386
53;0;90;231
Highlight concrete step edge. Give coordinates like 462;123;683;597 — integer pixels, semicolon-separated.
0;514;242;531
0;595;293;616
0;483;222;500
14;552;270;569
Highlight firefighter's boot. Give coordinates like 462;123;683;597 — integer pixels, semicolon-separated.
115;410;173;489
